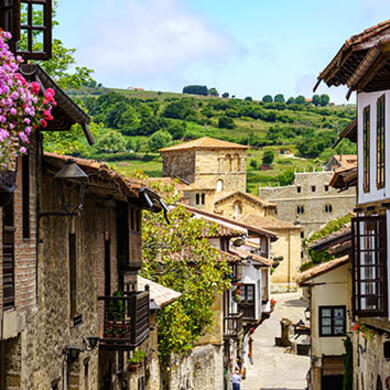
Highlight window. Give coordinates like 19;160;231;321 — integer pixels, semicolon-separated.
0;0;53;60
301;251;304;259
297;186;301;193
195;193;200;205
319;306;346;337
352;216;387;317
297;206;304;214
311;186;316;192
22;153;30;238
69;233;77;318
2;194;15;309
300;231;304;239
324;185;329;192
83;359;89;390
377;95;385;189
233;201;242;218
201;193;205;205
325;204;333;213
363;105;370;193
239;284;256;319
216;179;224;192
225;154;232;172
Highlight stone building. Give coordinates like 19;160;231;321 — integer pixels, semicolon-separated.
159;137;302;291
258;170;356;239
0;63;169;389
315;19;390;390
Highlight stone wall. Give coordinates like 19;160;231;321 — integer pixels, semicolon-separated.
269;228;302;290
259;171;356;238
162;151;196;183
163;344;223;390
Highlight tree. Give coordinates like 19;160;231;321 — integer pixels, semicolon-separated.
262;150;275;165
163;99;193;120
277;170;295;186
208;88;219;97
166;121;187;140
182;85;208;96
95;131;127;153
286;97;295;105
222;92;229;98
295;95;306;105
312;94;321;107
274;94;285;103
118;106;141;133
262;95;273;103
141;186;231;358
218;116;235;129
148;130;172;152
320;94;330;107
249;159;258;169
244;96;253;101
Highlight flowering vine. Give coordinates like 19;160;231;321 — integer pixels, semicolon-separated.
233;282;243;303
0;29;56;170
351;322;375;341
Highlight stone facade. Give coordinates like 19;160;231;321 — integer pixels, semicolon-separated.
258;171;356;239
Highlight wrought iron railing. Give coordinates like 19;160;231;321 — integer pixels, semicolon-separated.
239;304;256;320
223;312;243;337
98;291;149;350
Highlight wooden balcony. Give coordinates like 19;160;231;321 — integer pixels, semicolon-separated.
239;304;256;321
98;291;150;350
223;313;243;338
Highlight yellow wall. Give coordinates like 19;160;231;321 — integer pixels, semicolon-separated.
197;294;223;345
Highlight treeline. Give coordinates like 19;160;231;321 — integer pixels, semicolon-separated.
80;90;355;159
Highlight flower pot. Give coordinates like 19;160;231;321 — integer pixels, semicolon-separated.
0;169;16;207
128;363;140;373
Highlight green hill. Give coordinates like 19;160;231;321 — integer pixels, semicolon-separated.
45;87;357;194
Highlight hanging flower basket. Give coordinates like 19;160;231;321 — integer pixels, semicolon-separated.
0;169;17;207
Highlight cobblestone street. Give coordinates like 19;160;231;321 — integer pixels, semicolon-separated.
243;292;310;390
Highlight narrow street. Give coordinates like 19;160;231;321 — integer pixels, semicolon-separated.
243;292;310;390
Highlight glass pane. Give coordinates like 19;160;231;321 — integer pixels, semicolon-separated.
334;326;344;335
32;3;44;26
17;29;28;51
334;319;344;326
247;287;254;302
322;318;331;326
20;2;28;25
32;30;44;52
334;308;344;318
322;327;331;335
321;308;331;317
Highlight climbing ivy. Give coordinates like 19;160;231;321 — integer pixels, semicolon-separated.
141;180;231;358
343;336;353;390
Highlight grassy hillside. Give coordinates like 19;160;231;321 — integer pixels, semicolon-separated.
46;87;357;194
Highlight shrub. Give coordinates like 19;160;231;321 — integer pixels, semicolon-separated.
95;131;127;153
262;150;275;165
218;116;235;129
148;130;173;152
249;159;258;169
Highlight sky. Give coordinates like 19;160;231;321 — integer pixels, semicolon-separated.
55;0;390;104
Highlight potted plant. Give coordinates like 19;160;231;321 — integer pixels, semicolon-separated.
0;29;56;205
128;350;147;372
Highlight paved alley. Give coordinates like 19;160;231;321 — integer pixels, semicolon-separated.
243;292;310;390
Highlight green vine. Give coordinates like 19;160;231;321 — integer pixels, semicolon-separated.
342;337;353;390
141;180;231;359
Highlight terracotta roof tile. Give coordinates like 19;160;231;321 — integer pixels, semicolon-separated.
296;255;350;285
215;191;276;208
240;215;301;231
229;248;272;267
159;137;248;152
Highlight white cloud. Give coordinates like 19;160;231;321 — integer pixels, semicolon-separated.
75;0;240;87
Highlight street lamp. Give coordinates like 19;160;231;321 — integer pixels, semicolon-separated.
55;159;88;214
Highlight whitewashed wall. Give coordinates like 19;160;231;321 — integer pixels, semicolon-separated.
357;90;390;205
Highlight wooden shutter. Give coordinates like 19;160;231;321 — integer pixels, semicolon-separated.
2;195;15;309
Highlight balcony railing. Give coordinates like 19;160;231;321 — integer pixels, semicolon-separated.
239;304;256;321
223;312;243;338
98;291;150;350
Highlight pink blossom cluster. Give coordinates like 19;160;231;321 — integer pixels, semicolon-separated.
0;29;56;169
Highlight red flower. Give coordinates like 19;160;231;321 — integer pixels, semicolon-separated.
31;81;40;94
39;119;48;128
43;109;54;121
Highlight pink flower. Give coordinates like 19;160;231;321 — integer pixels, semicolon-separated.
31;82;40;95
19;146;27;154
39;119;48;128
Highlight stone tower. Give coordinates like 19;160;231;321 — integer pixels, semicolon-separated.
160;137;248;193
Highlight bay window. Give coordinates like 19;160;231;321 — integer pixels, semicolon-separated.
363;105;370;193
352;216;387;317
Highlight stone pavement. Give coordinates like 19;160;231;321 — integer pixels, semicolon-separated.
242;292;310;390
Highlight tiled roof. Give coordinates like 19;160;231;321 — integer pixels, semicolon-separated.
159;137;248;152
215;191;276;208
315;20;390;93
240;215;301;231
332;155;357;170
138;276;181;308
145;176;189;190
329;166;357;190
229;248;272;267
200;221;242;239
310;224;352;252
218;249;242;264
183;204;278;240
296;255;349;285
44;152;162;209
